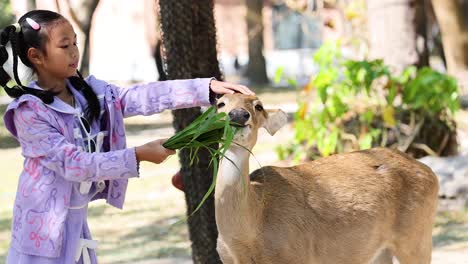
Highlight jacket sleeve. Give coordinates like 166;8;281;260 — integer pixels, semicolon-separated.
13;101;139;182
88;75;213;118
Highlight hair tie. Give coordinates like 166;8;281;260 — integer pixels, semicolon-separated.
26;18;41;31
12;23;21;33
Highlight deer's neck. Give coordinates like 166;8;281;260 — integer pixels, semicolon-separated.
216;146;250;199
215;146;256;230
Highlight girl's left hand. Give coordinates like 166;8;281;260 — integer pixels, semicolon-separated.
210;80;255;96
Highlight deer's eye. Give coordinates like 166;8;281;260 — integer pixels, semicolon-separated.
255;104;264;111
217;102;225;108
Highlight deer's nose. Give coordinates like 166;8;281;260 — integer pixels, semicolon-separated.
229;108;250;126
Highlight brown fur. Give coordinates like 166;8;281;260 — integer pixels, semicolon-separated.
214;94;439;264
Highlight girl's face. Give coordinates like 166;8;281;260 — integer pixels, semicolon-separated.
31;19;79;80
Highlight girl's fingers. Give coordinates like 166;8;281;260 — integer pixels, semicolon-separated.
222;82;255;95
213;81;255;95
214;87;235;95
240;85;255;95
233;86;254;95
166;149;176;155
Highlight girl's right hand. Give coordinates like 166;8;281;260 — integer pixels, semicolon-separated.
135;139;176;164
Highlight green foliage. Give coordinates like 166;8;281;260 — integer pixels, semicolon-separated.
403;67;460;115
0;0;15;30
278;41;460;160
163;106;238;216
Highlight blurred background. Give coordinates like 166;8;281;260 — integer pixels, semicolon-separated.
0;0;468;263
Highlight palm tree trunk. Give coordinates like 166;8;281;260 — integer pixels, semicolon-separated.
158;1;222;263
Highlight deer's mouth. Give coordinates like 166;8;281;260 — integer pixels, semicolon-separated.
231;123;250;129
230;123;250;128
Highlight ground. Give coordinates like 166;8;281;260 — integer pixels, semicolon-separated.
0;89;467;263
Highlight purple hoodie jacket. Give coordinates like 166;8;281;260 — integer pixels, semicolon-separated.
4;75;212;258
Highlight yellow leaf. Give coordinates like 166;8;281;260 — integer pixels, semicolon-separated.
345;10;359;20
298;103;308;120
382;106;396;127
303;81;314;93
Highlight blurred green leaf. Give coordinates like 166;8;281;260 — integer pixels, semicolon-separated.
0;0;15;29
277;41;460;161
287;78;298;88
274;67;284;84
317;128;338;157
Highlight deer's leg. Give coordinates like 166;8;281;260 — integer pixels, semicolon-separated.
394;233;432;264
371;248;394;264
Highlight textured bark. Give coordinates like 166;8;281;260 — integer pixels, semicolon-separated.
64;0;100;76
158;1;222;263
367;0;429;72
246;0;269;84
431;0;468;94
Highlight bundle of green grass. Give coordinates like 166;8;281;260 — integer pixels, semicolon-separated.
163;106;238;156
163;106;239;214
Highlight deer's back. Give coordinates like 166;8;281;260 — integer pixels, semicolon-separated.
250;147;438;215
248;148;438;262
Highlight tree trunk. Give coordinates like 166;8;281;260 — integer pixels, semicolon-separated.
80;29;92;76
367;0;429;72
158;1;222;263
425;0;447;67
26;0;36;11
431;0;468;94
367;0;457;156
246;0;269;85
65;0;100;76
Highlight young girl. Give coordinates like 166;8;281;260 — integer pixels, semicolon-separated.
1;10;254;264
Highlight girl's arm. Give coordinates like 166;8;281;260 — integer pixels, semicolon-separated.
87;76;255;118
13;101;139;182
88;75;213;118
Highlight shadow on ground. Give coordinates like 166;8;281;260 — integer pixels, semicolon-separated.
96;213;190;264
0;217;11;233
0;104;19;149
0;215;11;260
0;136;19;149
433;209;468;248
125;122;173;135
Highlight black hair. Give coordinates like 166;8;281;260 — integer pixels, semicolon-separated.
0;10;100;123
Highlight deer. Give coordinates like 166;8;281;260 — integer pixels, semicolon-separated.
214;93;439;264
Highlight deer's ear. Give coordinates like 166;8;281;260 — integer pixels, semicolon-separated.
263;109;288;136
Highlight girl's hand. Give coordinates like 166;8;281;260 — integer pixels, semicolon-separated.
210;80;255;96
135;139;176;164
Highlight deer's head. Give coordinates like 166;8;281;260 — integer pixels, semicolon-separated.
216;94;288;150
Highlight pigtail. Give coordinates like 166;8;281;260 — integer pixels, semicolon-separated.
0;28;11;88
10;26;22;86
68;71;100;123
1;10;99;117
0;26;27;100
0;25;55;104
0;26;20;98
